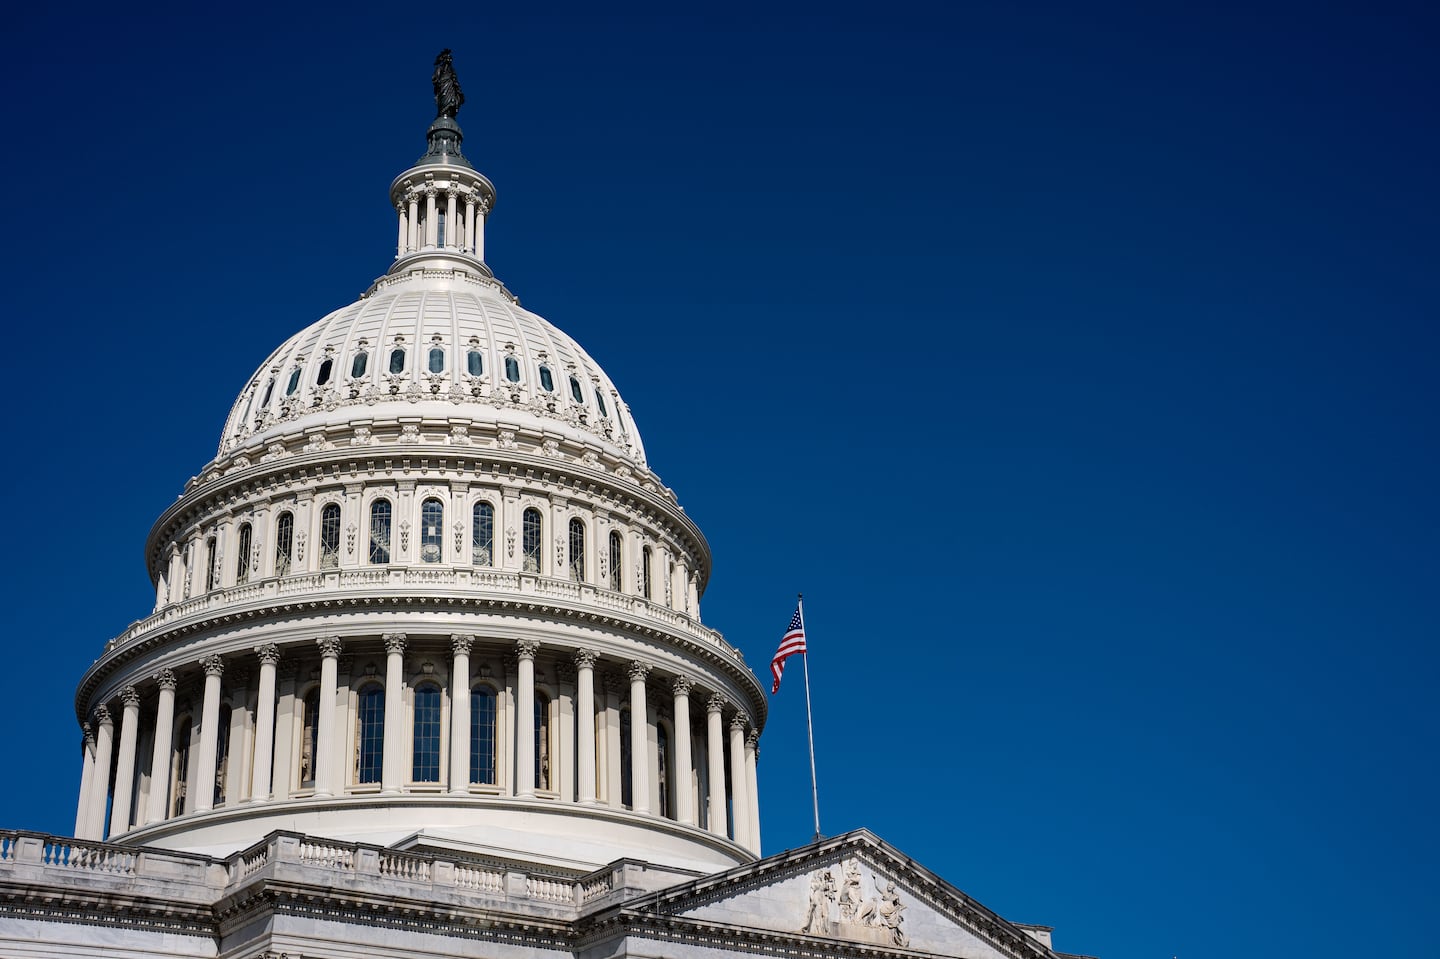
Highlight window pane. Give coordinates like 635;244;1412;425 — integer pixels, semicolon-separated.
285;368;301;396
204;537;217;592
658;723;670;819
389;348;406;374
470;688;496;784
428;347;444;374
596;390;608;417
608;532;622;591
522;508;542;574
300;689;319;787
504;357;520;382
412;686;441;782
535;693;551;790
320;504;340;568
172;720;192;818
568;518;585;582
236;524;252;584
369;501;391;564
261;378;275;406
356;687;385;784
351;352;369;378
539;366;554;392
472;502;494;566
569;376;584;403
467;350;483;376
641;546;652;599
317;358;333;385
214;704;232;805
274;512;294;575
620;707;632;808
420;498;443;563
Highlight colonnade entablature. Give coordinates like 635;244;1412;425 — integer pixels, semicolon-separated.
73;634;764;861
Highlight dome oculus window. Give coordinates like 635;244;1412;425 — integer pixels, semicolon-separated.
538;366;554;392
569;376;584;404
428;347;444;374
388;348;406;374
466;350;483;376
351;351;369;378
504;357;520;382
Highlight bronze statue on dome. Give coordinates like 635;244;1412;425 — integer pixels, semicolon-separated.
432;49;465;119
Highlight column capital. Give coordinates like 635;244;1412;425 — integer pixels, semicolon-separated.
317;636;343;658
451;634;475;655
746;729;759;749
627;660;651;683
516;639;540;662
672;675;694;697
82;722;94;746
200;654;225;677
254;643;281;666
384;633;408;655
730;713;749;733
574;648;598;669
120;685;141;708
707;694;728;715
93;705;113;726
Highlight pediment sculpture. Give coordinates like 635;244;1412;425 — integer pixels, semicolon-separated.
800;858;909;948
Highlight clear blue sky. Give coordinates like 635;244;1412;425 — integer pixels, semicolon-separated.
2;3;1436;958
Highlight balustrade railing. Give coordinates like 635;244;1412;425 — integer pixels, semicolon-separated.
297;839;355;869
378;850;431;882
0;833;15;862
454;862;505;893
42;839;136;874
526;875;571;903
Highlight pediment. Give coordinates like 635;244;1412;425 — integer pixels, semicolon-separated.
634;830;1056;959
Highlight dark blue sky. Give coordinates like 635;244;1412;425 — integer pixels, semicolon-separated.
2;3;1436;958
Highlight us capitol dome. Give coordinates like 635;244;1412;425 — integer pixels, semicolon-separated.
0;53;1095;959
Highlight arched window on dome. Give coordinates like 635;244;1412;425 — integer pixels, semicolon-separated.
522;508;542;574
504;356;520;383
388;347;406;375
260;377;276;407
214;703;232;806
428;347;445;374
235;523;252;585
466;349;483;376
472;501;494;566
319;503;340;569
316;357;333;386
204;535;217;593
470;685;497;785
619;705;633;809
568;518;586;583
596;389;609;418
641;546;653;600
299;687;320;788
284;368;301;397
171;717;193;818
412;683;442;783
538;365;554;392
356;685;385;785
274;511;294;576
608;531;623;591
369;500;392;565
569;376;584;404
535;691;552;791
420;498;444;563
351;350;369;379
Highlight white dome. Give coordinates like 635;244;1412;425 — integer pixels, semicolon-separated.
217;268;646;467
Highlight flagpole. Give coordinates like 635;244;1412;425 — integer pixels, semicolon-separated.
798;593;822;842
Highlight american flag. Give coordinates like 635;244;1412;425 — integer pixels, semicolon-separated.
770;604;807;694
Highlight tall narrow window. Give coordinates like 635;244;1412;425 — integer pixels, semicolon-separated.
466;350;483;376
596;389;608;417
428;347;445;373
569;376;584;403
204;536;217;592
658;721;671;819
538;366;554;392
420;498;444;563
608;531;622;591
316;358;333;385
171;719;192;818
356;686;385;784
568;518;586;583
389;348;406;374
522;507;542;574
641;546;653;600
274;511;294;575
214;704;232;805
235;523;252;584
436;210;446;247
351;351;369;378
319;503;341;569
369;500;392;565
470;687;496;785
619;706;633;808
299;687;320;787
472;501;494;566
535;692;551;790
285;368;301;396
504;356;520;382
412;684;442;782
260;378;276;406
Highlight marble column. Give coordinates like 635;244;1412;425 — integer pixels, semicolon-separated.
628;662;651;814
396;202;407;256
108;687;142;837
445;190;458;249
407;194;419;252
449;635;473;794
745;730;761;854
728;715;751;849
193;656;225;814
575;650;598;805
381;633;407;795
706;696;726;839
249;645;280;802
424;190;437;247
314;637;342;798
672;677;695;825
144;670;177;825
515;640;539;797
86;706;115;840
74;724;95;838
